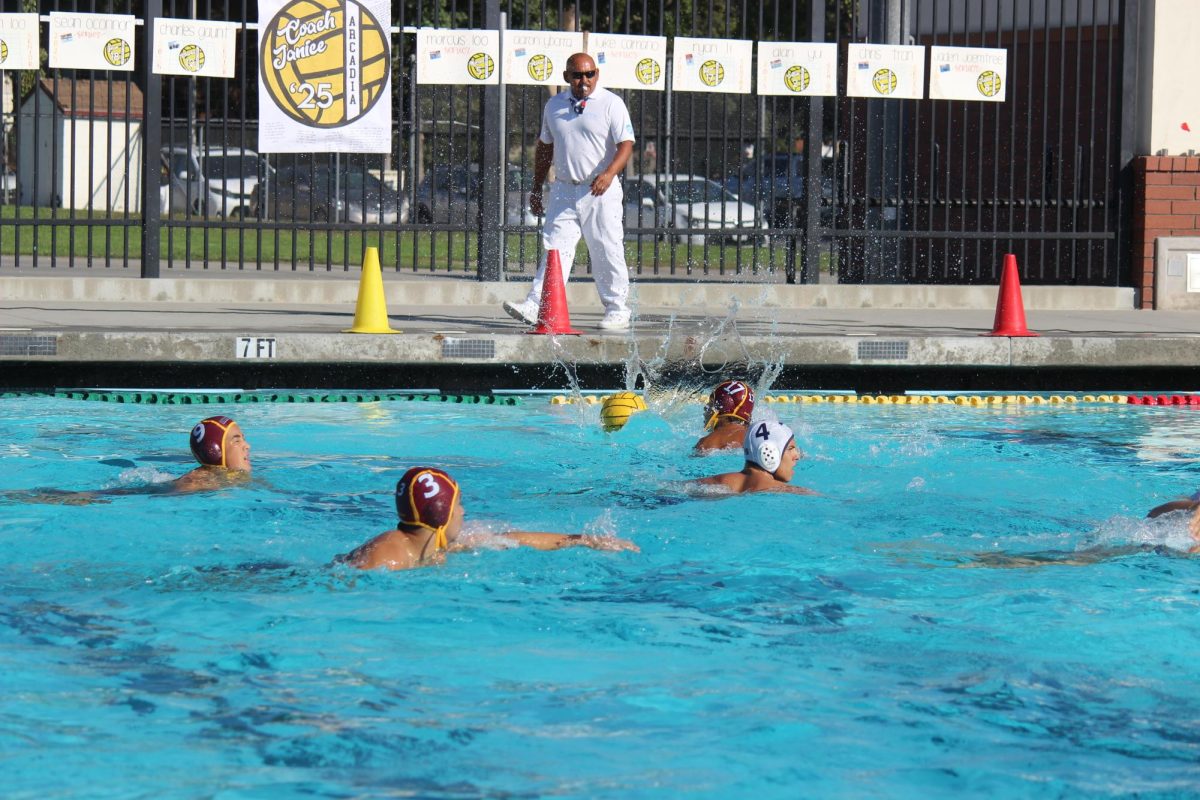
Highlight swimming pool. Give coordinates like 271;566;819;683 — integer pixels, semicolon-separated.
2;395;1199;798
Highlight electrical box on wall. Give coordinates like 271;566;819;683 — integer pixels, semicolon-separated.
1155;238;1200;309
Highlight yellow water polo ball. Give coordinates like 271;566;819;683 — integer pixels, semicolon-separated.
0;40;8;66
600;392;648;432
104;38;131;67
635;57;662;86
178;43;206;73
260;0;390;129
783;65;810;93
699;59;725;87
467;52;495;81
526;53;553;82
977;70;1002;98
872;68;897;95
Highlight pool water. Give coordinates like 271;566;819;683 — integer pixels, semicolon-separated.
2;396;1199;798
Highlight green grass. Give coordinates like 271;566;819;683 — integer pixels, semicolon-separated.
0;205;814;276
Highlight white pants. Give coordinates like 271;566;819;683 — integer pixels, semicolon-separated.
522;181;630;314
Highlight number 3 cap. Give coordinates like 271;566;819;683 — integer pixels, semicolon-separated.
395;467;460;533
744;421;795;474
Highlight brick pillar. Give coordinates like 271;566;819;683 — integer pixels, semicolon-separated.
1132;156;1200;309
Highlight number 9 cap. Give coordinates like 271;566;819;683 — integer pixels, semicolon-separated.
744;421;794;474
395;467;460;550
190;416;236;467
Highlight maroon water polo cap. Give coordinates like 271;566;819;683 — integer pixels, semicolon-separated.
395;467;461;550
190;416;236;467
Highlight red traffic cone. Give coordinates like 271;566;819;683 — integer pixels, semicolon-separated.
528;249;581;335
986;253;1038;337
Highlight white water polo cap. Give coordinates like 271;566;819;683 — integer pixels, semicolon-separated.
744;421;795;474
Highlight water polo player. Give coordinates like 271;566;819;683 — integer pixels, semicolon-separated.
694;380;756;453
3;416;253;504
341;466;639;571
172;416;254;491
693;420;814;495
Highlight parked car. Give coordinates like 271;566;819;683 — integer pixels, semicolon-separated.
160;145;220;216
623;174;763;245
265;163;408;224
724;153;834;228
198;147;272;219
411;164;538;227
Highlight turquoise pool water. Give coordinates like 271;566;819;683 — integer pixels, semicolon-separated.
2;396;1199;798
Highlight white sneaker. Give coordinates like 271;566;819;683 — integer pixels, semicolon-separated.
502;299;539;326
598;309;631;331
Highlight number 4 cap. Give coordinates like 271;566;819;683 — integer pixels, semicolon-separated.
744;421;794;474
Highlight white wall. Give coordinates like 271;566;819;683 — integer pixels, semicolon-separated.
1146;0;1200;155
59;118;144;213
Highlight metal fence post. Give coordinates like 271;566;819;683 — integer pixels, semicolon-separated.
477;0;504;281
798;0;827;285
140;0;162;278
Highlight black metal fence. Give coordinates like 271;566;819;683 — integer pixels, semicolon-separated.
0;0;1137;286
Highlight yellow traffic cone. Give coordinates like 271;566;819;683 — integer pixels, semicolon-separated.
344;246;400;334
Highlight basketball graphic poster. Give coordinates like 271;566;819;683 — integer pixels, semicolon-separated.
500;30;582;87
48;12;136;72
152;18;238;78
258;0;392;154
929;46;1007;102
846;43;924;99
586;33;667;91
756;42;837;97
671;37;753;94
0;13;41;71
415;29;500;85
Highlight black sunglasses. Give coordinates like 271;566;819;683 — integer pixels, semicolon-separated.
569;69;597;80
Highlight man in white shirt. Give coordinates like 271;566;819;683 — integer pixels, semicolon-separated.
503;53;636;331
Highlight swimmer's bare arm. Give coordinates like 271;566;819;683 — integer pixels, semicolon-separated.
1146;499;1200;518
501;532;640;553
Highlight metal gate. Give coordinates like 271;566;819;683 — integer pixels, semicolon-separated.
1;0;1136;285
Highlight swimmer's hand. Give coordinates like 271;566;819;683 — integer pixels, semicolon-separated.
578;534;640;553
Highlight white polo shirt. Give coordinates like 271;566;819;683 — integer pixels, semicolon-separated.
539;86;635;184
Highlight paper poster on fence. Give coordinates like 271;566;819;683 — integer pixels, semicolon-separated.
153;19;238;78
756;42;837;96
49;13;136;72
587;33;667;91
846;43;925;99
929;46;1007;102
0;14;41;71
501;30;582;87
416;29;500;85
257;0;392;153
671;37;753;94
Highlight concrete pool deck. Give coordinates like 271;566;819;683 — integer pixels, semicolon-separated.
1;267;1198;392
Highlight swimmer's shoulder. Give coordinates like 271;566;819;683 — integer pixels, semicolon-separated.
173;466;251;494
341;530;424;571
